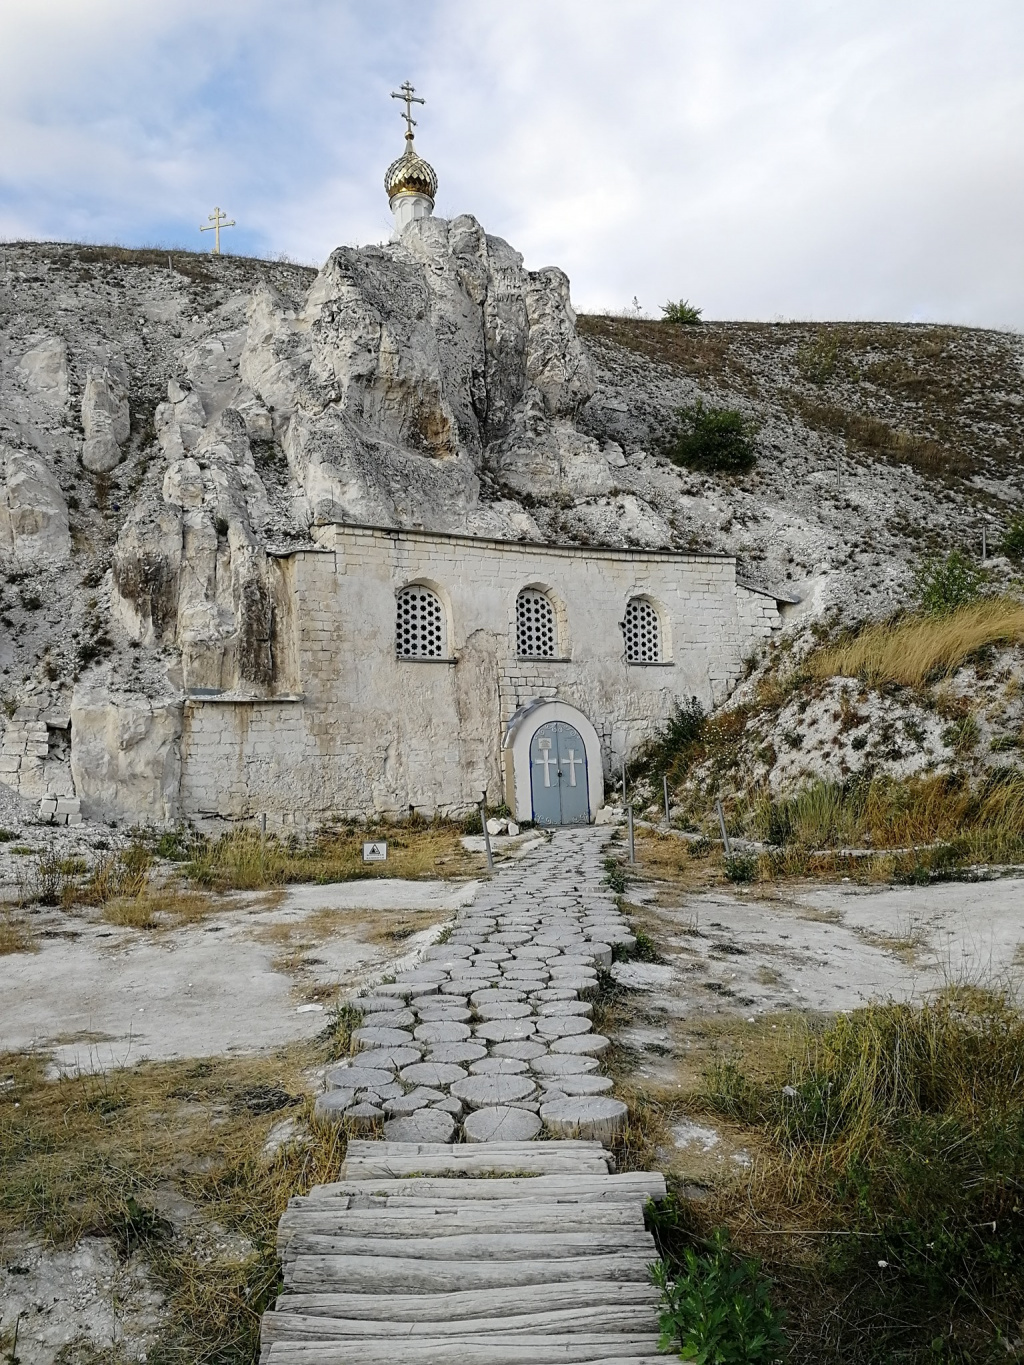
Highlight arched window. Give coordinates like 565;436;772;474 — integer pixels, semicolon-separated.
396;585;447;658
623;596;662;663
516;589;557;658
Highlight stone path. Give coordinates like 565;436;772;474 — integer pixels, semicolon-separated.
262;829;669;1362
315;828;635;1143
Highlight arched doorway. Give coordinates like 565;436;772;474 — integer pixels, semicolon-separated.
502;700;604;826
529;720;590;826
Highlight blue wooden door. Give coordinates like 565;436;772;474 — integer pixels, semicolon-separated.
530;721;590;826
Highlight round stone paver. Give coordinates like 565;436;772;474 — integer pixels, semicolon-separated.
463;1105;543;1143
490;1040;549;1061
531;1053;599;1076
473;1002;533;1020
469;1056;529;1075
361;1009;416;1029
338;1102;383;1132
399;1062;468;1088
414;1006;472;1023
471;989;525;1004
384;1087;445;1116
414;1021;472;1043
536;999;593;1016
543;1073;614;1096
383;1109;456;1143
313;1089;355;1121
325;1066;395;1092
354;1047;423;1071
353;1027;415;1050
451;1074;537;1110
474;1019;537;1043
426;1042;489;1064
540;1096;628;1144
351;995;406;1012
550;1033;610;1055
535;1014;593;1038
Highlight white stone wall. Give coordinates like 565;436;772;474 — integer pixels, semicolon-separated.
736;584;782;650
178;525;779;824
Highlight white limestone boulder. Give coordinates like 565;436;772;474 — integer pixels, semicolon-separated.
81;357;130;473
0;447;71;569
69;689;183;824
14;336;69;408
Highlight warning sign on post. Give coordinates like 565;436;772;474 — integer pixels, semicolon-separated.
362;841;388;862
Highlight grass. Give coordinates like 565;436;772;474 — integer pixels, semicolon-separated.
697;989;1024;1363
0;1047;345;1364
806;599;1024;688
0;910;36;954
183;823;478;892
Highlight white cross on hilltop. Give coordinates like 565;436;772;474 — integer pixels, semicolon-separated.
200;206;236;255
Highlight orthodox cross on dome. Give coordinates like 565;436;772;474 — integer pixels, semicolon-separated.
391;80;425;140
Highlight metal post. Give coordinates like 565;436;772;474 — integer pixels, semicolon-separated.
663;774;670;825
627;801;635;864
259;812;267;840
716;799;732;856
479;790;494;871
982;528;987;562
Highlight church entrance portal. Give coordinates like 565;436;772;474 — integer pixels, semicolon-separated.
529;720;590;826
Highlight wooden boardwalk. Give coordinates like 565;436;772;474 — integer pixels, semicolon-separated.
261;1140;668;1363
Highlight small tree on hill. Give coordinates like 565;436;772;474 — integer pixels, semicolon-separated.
914;551;987;616
1001;517;1024;564
668;401;756;474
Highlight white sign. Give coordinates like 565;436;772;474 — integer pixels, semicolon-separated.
362;841;388;862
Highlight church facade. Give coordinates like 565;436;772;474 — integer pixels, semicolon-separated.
178;523;783;826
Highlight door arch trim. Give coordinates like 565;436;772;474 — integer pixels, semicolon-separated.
502;700;604;825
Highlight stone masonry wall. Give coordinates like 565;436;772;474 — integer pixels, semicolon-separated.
178;525;780;824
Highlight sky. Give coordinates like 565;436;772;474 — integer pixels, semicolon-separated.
1;0;1022;328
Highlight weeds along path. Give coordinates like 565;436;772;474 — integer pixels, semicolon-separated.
261;827;671;1364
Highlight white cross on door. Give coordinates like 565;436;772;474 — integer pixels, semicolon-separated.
564;748;582;786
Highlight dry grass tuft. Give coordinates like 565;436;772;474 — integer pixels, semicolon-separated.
0;911;36;954
184;824;479;893
808;599;1024;688
0;1046;346;1362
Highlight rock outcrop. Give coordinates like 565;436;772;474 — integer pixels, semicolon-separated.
0;445;71;568
81;356;130;473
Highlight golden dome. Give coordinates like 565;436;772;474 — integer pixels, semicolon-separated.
385;135;438;202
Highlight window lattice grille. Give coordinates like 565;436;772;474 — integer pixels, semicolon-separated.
396;586;446;658
623;597;661;662
516;590;556;658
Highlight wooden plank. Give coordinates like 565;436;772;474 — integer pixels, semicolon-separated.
277;1204;644;1248
341;1154;611;1179
344;1141;608;1158
261;1303;658;1340
281;1229;656;1262
284;1252;655;1293
264;1335;662;1364
271;1280;659;1321
303;1173;666;1203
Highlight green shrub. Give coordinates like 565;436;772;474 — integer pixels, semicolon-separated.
1002;516;1024;564
724;852;758;883
661;298;703;325
652;1233;785;1363
668;402;756;474
914;551;986;617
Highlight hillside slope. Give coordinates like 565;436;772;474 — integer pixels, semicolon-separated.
0;232;1021;822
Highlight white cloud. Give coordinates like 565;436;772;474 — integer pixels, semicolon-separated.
0;0;1022;326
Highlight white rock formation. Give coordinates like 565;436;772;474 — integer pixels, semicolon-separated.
70;687;183;824
81;356;130;472
14;335;69;407
0;445;71;567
